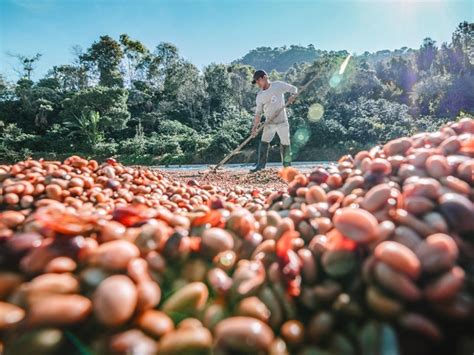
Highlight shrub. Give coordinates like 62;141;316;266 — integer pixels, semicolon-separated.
38;124;73;153
61;86;130;131
0;122;37;162
93;141;118;157
65;111;105;151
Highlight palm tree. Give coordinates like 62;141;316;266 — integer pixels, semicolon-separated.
65;110;104;151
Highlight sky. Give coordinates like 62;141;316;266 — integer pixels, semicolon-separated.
0;0;472;81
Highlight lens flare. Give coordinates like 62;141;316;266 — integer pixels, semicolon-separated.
307;103;325;121
339;54;352;75
291;126;311;158
329;74;342;88
329;53;352;88
294;127;310;145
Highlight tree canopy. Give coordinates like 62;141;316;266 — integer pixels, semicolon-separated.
0;22;473;164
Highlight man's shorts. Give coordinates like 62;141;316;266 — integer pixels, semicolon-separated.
261;122;290;145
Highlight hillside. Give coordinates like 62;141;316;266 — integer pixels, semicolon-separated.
233;44;416;72
233;45;323;72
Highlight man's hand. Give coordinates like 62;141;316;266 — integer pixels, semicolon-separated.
251;125;258;137
287;94;297;105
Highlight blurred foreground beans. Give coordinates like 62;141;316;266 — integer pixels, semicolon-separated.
0;118;473;355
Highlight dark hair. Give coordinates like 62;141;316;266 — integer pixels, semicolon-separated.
252;69;267;84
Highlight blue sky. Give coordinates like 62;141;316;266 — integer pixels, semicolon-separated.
0;0;472;81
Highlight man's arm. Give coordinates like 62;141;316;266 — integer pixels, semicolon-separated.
279;81;298;104
251;113;261;137
280;81;298;95
252;96;263;137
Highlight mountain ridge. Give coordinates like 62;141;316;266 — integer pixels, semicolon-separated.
233;44;417;72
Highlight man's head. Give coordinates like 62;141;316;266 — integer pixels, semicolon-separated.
252;69;269;89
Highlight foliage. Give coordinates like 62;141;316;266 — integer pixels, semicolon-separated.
234;44;324;72
37;124;73;153
61;86;130;131
0;122;35;162
204;109;253;161
80;35;124;87
65;111;104;152
0;23;472;164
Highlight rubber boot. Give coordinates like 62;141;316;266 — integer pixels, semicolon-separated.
250;142;269;173
251;140;262;170
280;144;292;167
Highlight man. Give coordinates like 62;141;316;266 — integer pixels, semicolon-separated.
250;69;298;173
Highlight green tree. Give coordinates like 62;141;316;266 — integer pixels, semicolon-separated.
65;111;104;151
204;64;235;117
385;56;418;104
48;64;88;93
410;74;452;116
451;21;473;67
0;122;35;162
438;73;474;117
1;23;473;165
81;35;124;87
119;34;150;86
416;38;438;72
61;86;130;131
228;64;256;113
12;78;62;130
235;44;323;72
144;42;180;90
9;53;42;80
170;61;206;129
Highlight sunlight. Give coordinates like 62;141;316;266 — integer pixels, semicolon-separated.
0;0;472;353
329;53;352;88
338;54;352;75
329;73;342;88
307;103;325;121
294;127;310;145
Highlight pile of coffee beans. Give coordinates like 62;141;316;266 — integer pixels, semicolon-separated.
0;118;472;354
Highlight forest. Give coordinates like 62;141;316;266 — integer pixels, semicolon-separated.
0;21;472;165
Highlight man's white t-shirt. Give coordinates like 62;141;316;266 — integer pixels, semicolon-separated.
255;81;298;125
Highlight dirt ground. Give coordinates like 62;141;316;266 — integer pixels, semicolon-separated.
154;167;293;190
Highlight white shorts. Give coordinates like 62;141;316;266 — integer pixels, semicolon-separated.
261;122;290;145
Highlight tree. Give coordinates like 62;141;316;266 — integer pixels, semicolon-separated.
147;59;206;129
234;45;323;72
48;64;88;93
386;56;418;104
438;73;474;117
330;58;384;102
204;64;235;117
119;34;150;86
451;21;473;67
416;38;438;72
410;74;452;116
170;61;206;128
80;36;124;87
12;78;62;130
61;86;130;131
433;43;456;75
8;53;42;80
65;111;104;151
228;64;255;113
1;23;473;165
0;75;15;101
142;42;180;90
